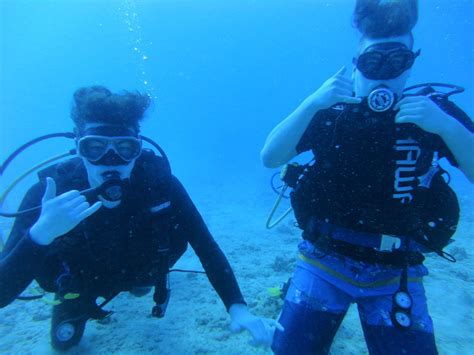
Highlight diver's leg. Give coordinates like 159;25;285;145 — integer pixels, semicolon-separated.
50;297;89;351
168;237;188;268
358;281;437;355
272;264;351;355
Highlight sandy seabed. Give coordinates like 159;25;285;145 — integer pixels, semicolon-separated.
0;182;472;355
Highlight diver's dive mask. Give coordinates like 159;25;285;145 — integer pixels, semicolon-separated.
353;42;420;81
77;126;142;166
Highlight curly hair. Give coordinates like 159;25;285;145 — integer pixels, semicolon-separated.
71;86;151;134
352;0;418;39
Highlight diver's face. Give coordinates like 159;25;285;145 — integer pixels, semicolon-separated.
78;123;139;195
353;34;414;98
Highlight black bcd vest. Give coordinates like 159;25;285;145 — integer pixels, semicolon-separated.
34;149;176;298
291;94;465;252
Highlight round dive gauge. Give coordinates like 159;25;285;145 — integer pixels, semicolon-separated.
394;291;413;309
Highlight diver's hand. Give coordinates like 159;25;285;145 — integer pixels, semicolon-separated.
229;303;284;347
30;177;102;245
395;96;453;135
307;66;362;110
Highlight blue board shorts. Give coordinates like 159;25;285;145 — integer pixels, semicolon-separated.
272;240;437;355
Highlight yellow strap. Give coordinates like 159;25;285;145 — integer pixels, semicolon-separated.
299;254;422;288
41;297;62;306
42;293;80;305
0;151;73;206
266;185;293;229
63;293;80;300
18;288;81;306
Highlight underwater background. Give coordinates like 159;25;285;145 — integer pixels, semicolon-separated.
0;0;473;354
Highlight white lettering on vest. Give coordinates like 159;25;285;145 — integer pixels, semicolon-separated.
393;139;421;204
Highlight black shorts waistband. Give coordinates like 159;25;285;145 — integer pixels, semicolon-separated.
302;218;424;266
313;236;425;266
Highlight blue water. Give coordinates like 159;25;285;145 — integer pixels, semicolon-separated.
0;0;473;353
2;0;471;195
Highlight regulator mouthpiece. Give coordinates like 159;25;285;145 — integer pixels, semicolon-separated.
98;171;124;202
368;86;396;112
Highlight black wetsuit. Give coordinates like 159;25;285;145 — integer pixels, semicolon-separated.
0;151;245;349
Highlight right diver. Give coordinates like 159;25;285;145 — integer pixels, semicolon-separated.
261;1;474;354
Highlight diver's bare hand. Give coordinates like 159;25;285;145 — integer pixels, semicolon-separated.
306;66;361;109
30;177;102;245
229;304;284;347
395;95;453;135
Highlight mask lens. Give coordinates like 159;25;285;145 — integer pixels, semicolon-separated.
113;138;142;161
79;137;108;161
388;50;413;75
357;52;383;79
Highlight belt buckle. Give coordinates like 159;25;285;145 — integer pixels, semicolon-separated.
378;234;402;252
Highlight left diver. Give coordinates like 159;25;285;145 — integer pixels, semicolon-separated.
0;86;282;351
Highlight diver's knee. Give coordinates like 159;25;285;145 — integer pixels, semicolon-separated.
363;324;437;355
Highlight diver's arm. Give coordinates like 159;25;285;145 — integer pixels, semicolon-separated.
437;117;474;183
260;98;324;168
168;176;282;346
395;96;474;183
0;233;47;308
260;66;361;168
0;184;46;308
1;183;43;254
168;176;246;310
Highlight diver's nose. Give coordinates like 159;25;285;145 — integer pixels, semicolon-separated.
100;150;128;166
